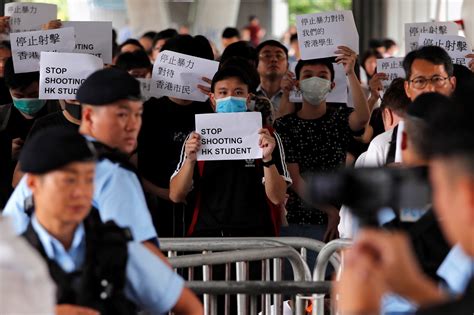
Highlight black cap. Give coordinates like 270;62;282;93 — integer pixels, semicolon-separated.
76;68;141;106
20;127;96;174
406;92;450;121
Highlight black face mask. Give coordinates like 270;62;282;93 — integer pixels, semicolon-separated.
65;102;82;120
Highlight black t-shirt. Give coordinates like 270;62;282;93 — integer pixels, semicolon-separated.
171;131;291;235
137;96;213;188
26;110;79;141
416;277;474;315
274;106;359;225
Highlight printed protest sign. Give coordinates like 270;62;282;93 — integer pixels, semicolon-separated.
137;78;163;100
5;2;57;33
62;21;113;64
405;21;458;52
152;50;219;102
296;10;359;60
10;27;75;73
289;62;348;104
376;57;405;89
195;112;263;161
418;34;472;66
39;52;103;99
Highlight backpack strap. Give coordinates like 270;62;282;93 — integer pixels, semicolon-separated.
385;124;399;165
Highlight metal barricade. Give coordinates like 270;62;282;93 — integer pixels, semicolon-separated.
311;239;353;315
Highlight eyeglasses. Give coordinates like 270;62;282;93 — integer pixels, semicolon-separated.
408;75;450;89
258;53;286;61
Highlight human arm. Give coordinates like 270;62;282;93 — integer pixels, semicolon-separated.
169;133;199;203
466;53;474;73
0;16;9;33
56;305;99;315
41;19;62;30
335;46;370;131
276;71;297;118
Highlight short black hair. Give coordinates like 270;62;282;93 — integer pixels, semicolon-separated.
4;57;39;89
248;15;257;22
361;48;383;71
0;40;11;50
383;38;397;50
221;41;258;66
211;66;251;93
290;33;298;43
295;57;335;81
403;45;453;80
115;50;152;71
256;40;288;58
161;34;214;60
220;56;260;93
222;27;240;39
118;38;145;52
152;28;178;48
368;38;384;49
380;78;410;115
141;31;157;40
405;92;451;158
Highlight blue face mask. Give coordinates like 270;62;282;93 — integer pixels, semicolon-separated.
215;96;247;113
12;97;47;115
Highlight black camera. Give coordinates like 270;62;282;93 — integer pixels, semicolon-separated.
306;167;431;227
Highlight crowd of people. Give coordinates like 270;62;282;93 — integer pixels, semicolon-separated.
0;8;473;315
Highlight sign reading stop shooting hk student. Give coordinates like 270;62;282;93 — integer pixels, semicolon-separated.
10;27;75;73
39;52;103;99
195;112;263;161
418;34;472;67
5;2;57;33
152;50;219;102
296;10;359;60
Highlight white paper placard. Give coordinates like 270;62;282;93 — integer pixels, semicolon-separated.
62;21;113;64
137;78;163;100
5;2;57;33
376;57;405;89
39;52;103;99
10;27;75;73
195;112;263;161
296;10;359;60
395;120;404;163
404;22;458;52
151;50;219;102
289;63;348;104
418;34;472;66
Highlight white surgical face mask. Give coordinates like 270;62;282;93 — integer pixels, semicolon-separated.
299;76;331;106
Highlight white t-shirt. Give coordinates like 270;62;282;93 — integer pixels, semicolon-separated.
363;128;394;167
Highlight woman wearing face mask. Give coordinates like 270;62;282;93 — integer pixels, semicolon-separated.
0;58;61;206
274;46;370;252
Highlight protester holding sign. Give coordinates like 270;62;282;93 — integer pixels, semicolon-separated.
169;66;291;237
137;35;215;237
275;46;370;245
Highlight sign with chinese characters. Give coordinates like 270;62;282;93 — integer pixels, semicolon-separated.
39;52;103;99
10;27;76;73
404;21;458;52
5;2;57;33
418;34;472;66
62;21;113;64
151;50;219;102
137;78;162;100
196;112;263;161
289;62;348;104
376;57;405;89
10;27;75;73
296;10;359;60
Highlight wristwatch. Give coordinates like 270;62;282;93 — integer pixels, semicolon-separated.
262;159;275;168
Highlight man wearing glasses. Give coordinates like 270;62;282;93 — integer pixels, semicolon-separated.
403;45;456;100
255;40;289;112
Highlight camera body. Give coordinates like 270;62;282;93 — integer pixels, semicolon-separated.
306;167;431;227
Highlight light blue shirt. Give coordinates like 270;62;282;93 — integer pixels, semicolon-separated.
31;215;184;314
437;244;474;295
2;139;157;243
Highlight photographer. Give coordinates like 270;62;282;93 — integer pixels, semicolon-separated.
335;93;474;314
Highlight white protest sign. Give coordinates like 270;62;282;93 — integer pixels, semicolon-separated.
39;52;103;99
5;2;57;33
10;27;75;73
152;50;219;102
376;57;405;89
404;22;458;52
418;34;472;66
195;112;263;161
289;63;348;104
137;78;163;100
62;21;113;64
296;10;359;60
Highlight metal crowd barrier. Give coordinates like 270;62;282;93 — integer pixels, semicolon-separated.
160;237;350;315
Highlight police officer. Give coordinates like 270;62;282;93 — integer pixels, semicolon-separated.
3;68;166;259
19;127;202;315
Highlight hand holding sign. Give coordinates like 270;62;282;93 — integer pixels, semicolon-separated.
185;132;202;162
335;45;357;75
41;19;61;30
466;53;474;72
259;128;276;161
368;73;388;99
280;70;297;95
